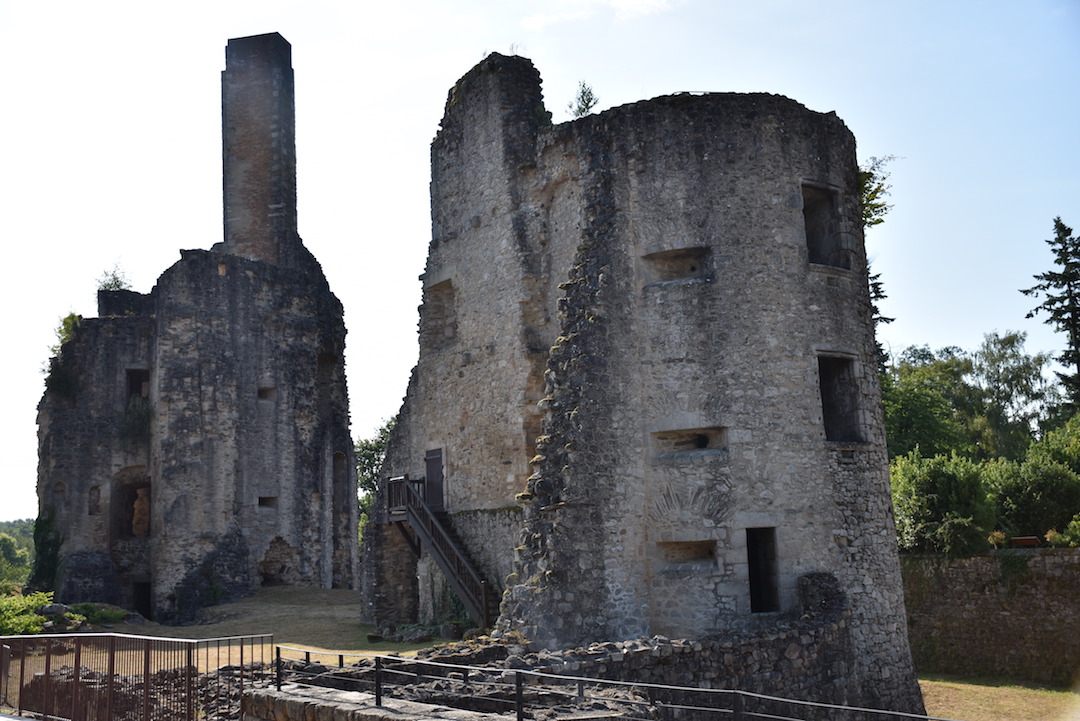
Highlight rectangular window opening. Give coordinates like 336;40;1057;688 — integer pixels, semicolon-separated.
126;368;150;399
818;356;862;442
747;527;780;613
652;426;727;458
641;247;711;285
257;387;277;402
421;280;457;349
659;540;716;567
258;496;278;509
802;184;848;269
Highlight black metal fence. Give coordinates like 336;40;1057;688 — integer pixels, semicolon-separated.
0;633;273;721
275;647;962;721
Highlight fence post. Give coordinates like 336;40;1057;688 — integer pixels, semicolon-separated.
515;672;524;721
17;638;27;716
106;636;116;721
338;653;344;669
72;637;82;721
275;646;282;692
733;690;744;721
143;638;151;721
186;644;195;721
374;657;383;707
240;639;246;701
43;638;53;719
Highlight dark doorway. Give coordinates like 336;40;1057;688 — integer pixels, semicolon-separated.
747;527;780;613
132;581;152;620
425;449;445;512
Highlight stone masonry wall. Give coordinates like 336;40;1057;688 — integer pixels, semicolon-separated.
37;34;356;624
364;53;923;714
902;550;1080;687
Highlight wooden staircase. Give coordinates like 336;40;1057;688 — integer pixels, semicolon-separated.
387;476;498;627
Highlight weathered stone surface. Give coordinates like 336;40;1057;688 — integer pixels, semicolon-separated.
36;33;356;623
362;52;922;714
902;549;1080;687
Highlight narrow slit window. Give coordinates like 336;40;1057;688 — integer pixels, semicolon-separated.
818;356;862;442
651;427;727;458
747;527;779;613
258;496;278;509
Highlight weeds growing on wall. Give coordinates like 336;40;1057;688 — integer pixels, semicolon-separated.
119;394;152;447
26;512;61;593
996;551;1031;591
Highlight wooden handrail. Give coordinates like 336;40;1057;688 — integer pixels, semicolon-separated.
387;477;491;626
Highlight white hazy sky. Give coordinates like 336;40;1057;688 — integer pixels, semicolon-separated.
1;0;1077;522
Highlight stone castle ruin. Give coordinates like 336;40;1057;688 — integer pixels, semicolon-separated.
361;54;923;712
35;33;357;622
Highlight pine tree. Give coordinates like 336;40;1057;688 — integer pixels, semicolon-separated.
1022;217;1080;412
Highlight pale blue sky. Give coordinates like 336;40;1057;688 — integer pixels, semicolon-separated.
1;0;1077;521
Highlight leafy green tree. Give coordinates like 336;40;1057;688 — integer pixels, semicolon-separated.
355;417;396;542
567;81;598;118
1026;413;1080;472
0;533;32;591
881;369;967;458
883;335;1056;461
859;155;895;230
883;345;977;458
890;451;995;555
969;331;1057;459
1022;217;1080;412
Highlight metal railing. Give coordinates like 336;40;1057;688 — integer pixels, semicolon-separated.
387;476;492;626
0;632;273;721
275;649;962;721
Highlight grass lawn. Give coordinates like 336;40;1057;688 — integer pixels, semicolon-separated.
122;588;1080;720
920;674;1079;721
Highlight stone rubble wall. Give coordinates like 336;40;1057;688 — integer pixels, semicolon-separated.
902;549;1080;687
37;34;356;623
363;52;923;714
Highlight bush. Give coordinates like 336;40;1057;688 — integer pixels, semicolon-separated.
1061;513;1080;546
1027;414;1080;473
984;457;1080;537
70;602;128;625
891;451;994;555
0;591;53;635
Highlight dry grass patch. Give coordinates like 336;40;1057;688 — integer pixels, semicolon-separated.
920;675;1079;721
130;587;439;655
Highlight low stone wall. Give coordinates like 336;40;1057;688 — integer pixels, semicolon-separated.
901;549;1080;687
243;684;509;721
415;574;885;708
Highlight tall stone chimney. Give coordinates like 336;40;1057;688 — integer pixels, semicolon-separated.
221;32;297;266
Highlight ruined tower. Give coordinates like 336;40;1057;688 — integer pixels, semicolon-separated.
35;33;357;622
363;54;923;712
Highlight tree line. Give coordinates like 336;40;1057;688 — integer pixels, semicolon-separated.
886;217;1080;555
